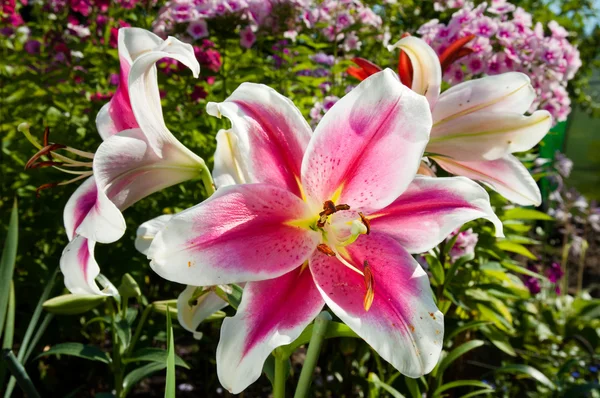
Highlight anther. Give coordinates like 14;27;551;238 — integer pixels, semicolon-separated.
317;243;336;257
363;260;374;311
358;212;370;235
317;200;350;228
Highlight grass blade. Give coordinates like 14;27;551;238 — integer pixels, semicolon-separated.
0;200;18;342
165;306;176;398
2;350;40;398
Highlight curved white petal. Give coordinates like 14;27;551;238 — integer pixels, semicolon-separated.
388;36;441;107
301;69;431;213
177;286;227;339
96;103;118;141
126;29;200;157
207;83;311;196
60;236;112;296
63;176;126;244
433;72;536;124
135;214;173;255
432;154;542;206
217;268;324;394
428;110;552;161
94;128;204;211
213;129;249;188
367;176;503;254
310;233;443;377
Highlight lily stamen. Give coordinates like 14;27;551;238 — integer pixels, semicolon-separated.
317;243;336;256
317;200;350;227
363;260;375;311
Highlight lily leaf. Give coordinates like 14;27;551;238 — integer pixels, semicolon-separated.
123;348;189;369
494;364;556;391
36;343;111;364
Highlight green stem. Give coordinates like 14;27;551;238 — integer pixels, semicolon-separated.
273;350;287;398
126;304;153;357
111;303;124;398
293;312;332;398
199;163;216;196
2;350;40;398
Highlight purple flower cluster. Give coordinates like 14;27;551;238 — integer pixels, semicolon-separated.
525;263;564;295
418;0;581;123
153;0;381;51
448;228;478;262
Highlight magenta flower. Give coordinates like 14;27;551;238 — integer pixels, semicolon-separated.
239;26;255;48
146;69;503;393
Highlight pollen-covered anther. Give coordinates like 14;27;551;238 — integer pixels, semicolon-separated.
358;212;370;235
317;200;351;228
317;243;336;257
363;260;374;311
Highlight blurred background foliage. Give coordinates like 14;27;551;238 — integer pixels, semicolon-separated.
0;0;599;396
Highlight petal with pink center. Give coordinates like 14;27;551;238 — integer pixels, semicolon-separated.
134;214;173;255
63;176;126;244
301;69;431;213
433;72;536;125
94;128;204;212
177;286;228;339
309;233;443;377
217;267;324;394
212;129;249;188
428;110;552;161
388;36;442;107
367;176;503;254
207;83;311;196
126;29;200;156
432;154;542;206
147;184;320;286
60;236;111;296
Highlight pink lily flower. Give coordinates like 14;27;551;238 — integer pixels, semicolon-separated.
146;69;503;393
60;28;205;295
390;36;552;206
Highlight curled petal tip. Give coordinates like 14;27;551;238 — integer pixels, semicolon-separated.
206;102;222;118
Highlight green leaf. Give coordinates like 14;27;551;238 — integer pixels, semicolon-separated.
165;307;176;398
445;321;491;343
433;380;493;397
43;294;107;315
214;284;243;310
436;340;485;378
123;363;166;395
404;377;421;398
115;315;132;351
279;321;359;358
124;348;189;369
460;389;495;398
500;261;547;280
494;364;556;390
368;373;406;398
495;241;537;260
0;200;18;343
501;208;553;221
2;282;15;350
428;255;445;285
36;343;111;364
480;327;516;357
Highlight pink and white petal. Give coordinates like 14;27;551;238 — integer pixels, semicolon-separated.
94;128;204;211
207;83;311;196
432;154;542;206
147;184;320;286
126;31;200;156
213;129;249;188
135;214;173;255
63;176;126;244
428;110;552;161
96;103;119;141
301;69;431;213
388;36;442;107
433;72;535;124
310;233;443;377
60;236;111;296
367;176;503;254
217;267;324;394
177;286;228;339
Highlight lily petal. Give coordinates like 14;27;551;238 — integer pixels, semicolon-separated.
94;128;204;213
213;129;249;188
347;57;383;81
147;184;320;286
207;83;311;197
433;72;536;125
432;154;542;206
135;214;173;255
217;267;324;394
63;176;125;244
301;69;431;212
310;233;443;377
126;28;200;157
388;36;441;107
367;176;503;254
177;286;227;339
60;236;110;296
428;110;552;161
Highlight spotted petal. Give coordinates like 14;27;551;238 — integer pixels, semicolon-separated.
147;184;320;286
432;154;542;206
367;176;503;254
217;267;324;394
207;83;312;197
310;233;443;377
301;69;431;213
